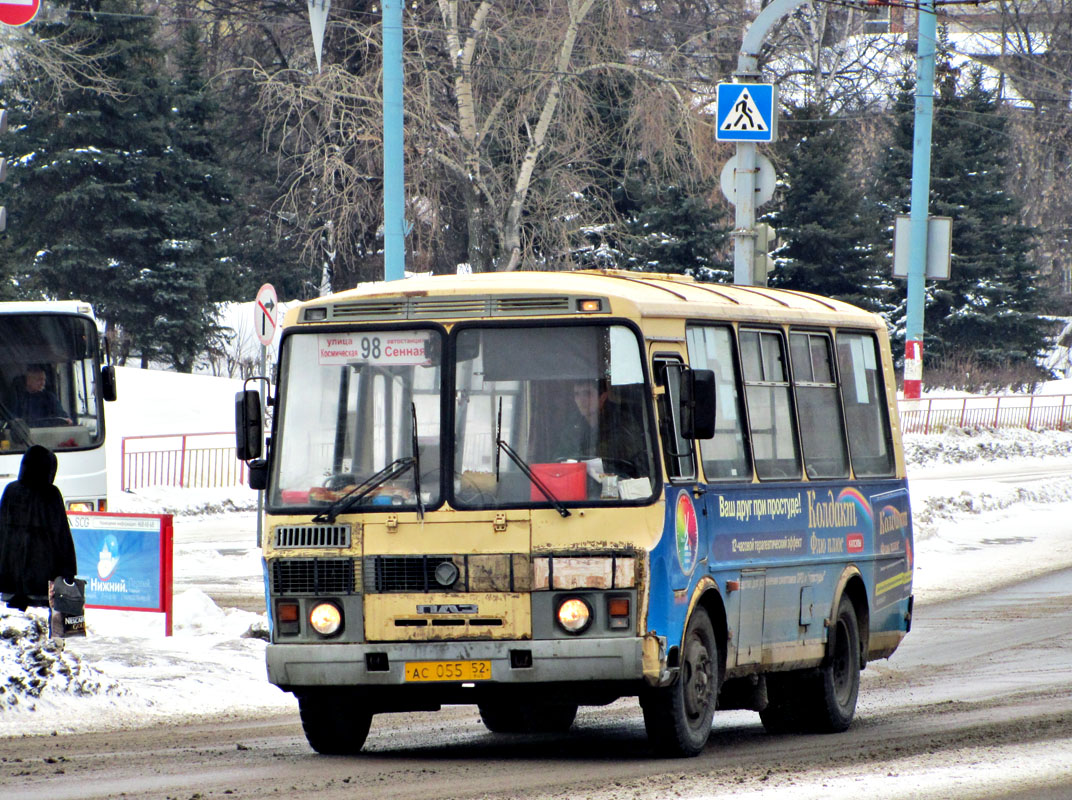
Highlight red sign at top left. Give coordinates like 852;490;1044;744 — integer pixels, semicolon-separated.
0;0;40;26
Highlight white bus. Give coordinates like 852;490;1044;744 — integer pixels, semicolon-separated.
0;301;116;510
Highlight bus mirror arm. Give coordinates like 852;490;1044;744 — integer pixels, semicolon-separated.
679;368;717;440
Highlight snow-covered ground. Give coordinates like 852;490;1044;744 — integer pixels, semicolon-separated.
3;424;1070;738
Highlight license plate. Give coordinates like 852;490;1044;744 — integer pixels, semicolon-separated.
404;659;492;682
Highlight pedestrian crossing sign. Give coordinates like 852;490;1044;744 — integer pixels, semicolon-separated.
716;83;778;142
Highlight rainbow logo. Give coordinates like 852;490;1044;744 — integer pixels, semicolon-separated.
675;492;699;575
836;486;874;532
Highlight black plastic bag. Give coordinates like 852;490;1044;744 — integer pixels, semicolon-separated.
48;577;87;638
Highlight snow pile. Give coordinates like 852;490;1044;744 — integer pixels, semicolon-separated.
0;588;279;733
903;426;1072;467
0;608;123;714
904;427;1072;536
108;485;259;517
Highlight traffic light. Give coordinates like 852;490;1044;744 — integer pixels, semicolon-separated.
752;223;777;285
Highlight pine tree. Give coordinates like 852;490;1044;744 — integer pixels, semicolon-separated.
873;45;1046;368
767;103;885;312
0;0;240;370
618;176;730;280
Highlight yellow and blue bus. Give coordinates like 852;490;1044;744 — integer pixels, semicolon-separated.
236;270;912;757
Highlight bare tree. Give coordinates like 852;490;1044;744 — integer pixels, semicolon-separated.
983;0;1072;305
251;0;719;281
0;18;119;104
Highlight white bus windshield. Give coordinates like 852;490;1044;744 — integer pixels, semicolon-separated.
0;314;105;452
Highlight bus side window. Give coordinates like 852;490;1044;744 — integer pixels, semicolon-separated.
740;329;801;481
653;357;695;482
685;325;751;481
835;332;895;477
789;331;849;479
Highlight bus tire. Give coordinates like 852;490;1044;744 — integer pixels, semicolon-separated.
812;593;861;732
759;594;860;735
297;692;373;755
641;606;720;757
478;701;578;733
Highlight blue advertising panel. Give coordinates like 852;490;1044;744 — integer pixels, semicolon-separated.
68;513;171;612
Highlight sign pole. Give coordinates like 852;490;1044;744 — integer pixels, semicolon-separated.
720;0;805;286
253;284;278;548
904;1;938;401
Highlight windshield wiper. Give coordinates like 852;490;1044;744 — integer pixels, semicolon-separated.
410;402;424;520
495;398;570;518
313;456;415;524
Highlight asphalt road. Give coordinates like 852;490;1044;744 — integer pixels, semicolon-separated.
3;565;1070;800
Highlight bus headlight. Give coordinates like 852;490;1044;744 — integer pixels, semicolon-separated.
309;602;343;636
556;597;592;634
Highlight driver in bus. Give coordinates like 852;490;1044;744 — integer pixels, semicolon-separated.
12;365;72;426
553;379;646;479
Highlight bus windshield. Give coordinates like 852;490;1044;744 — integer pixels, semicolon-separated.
453;323;657;508
271;329;443;510
0;313;105;452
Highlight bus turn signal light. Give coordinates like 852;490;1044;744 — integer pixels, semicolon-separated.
607;596;630;629
277;601;300;635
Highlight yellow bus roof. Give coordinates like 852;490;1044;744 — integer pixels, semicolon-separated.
283;270;883;329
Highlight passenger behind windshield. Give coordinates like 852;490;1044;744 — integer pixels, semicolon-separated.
552;379;648;480
10;365;71;427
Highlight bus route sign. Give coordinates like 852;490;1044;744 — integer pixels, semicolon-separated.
0;0;40;27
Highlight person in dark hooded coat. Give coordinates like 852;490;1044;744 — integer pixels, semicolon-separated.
0;445;77;610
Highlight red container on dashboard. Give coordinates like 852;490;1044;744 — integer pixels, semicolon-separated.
530;462;587;501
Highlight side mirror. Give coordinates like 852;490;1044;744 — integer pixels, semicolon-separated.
235;390;263;461
248;459;269;491
101;365;117;402
680;368;716;440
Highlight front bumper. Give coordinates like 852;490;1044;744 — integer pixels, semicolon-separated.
267;637;645;689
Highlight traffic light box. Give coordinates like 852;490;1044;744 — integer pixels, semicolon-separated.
752;222;776;285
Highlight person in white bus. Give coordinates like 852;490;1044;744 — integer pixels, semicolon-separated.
12;365;71;426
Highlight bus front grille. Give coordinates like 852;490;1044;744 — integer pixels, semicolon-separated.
274;524;351;548
368;555;460;593
271;558;359;595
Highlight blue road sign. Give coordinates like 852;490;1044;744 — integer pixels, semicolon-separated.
716;83;778;142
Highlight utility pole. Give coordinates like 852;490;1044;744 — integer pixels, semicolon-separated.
903;1;938;399
382;0;405;282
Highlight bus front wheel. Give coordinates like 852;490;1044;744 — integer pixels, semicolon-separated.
760;594;860;734
297;692;373;754
641;606;720;757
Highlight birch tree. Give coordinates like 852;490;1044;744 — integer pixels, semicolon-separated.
253;0;717;282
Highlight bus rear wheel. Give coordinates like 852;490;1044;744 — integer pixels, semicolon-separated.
478;700;578;733
760;594;860;735
641;606;720;757
297;691;373;754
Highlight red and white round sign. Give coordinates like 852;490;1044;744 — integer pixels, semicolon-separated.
254;283;278;347
0;0;41;27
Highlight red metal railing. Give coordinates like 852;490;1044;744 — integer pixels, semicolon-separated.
898;394;1072;434
121;432;247;491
